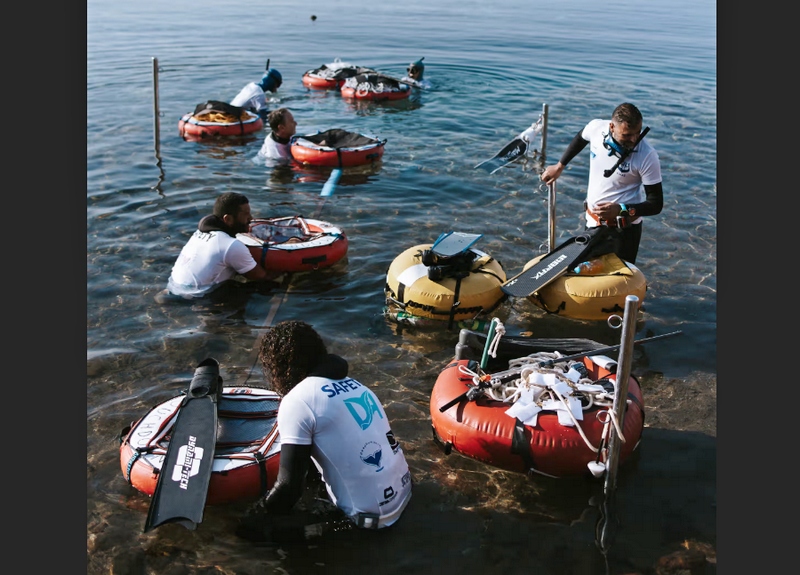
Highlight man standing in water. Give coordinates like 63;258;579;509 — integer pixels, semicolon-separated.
156;192;279;302
236;320;412;542
540;102;663;264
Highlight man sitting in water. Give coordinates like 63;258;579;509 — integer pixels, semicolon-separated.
236;320;413;542
155;192;280;303
257;108;298;165
230;67;283;121
401;57;431;89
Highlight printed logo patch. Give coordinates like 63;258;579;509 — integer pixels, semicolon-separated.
344;390;384;430
379;485;398;507
386;429;400;453
360;441;384;471
170;435;204;490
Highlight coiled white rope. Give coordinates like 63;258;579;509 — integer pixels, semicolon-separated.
487;351;627;453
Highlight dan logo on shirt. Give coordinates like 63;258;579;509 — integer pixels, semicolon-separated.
360;441;383;471
344;390;384;430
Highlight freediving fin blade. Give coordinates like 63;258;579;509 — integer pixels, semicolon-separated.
143;358;222;533
474;138;528;174
431;231;483;258
501;227;614;298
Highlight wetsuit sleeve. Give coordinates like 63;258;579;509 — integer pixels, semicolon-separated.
258;443;313;513
630;182;663;217
236;443;314;541
559;129;589;166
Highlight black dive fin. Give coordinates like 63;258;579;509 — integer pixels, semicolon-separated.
501;227;614;298
432;231;483;258
474;138;528;174
143;358;222;533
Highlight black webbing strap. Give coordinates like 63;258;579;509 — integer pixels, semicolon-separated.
256;452;269;496
447;275;464;331
510;417;537;474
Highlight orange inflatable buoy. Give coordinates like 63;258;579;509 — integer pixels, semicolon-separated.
119;386;281;506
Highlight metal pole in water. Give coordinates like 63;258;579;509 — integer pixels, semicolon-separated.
540;102;555;251
603;295;639;494
540;102;549;160
152;57;161;155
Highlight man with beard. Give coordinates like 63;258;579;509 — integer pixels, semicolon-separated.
157;192;279;301
540;102;663;264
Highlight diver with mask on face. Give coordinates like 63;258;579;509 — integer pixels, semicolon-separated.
400;57;431;89
539;102;663;264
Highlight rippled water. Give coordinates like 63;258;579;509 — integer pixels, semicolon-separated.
87;1;716;573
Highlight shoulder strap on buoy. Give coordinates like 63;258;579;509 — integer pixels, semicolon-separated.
510;417;538;475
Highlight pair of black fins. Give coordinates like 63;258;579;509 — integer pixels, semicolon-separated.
143;358;222;533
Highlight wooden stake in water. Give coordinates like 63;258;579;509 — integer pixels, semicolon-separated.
152;57;160;155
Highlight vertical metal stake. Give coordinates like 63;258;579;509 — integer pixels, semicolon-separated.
540;102;549;160
540;102;555;252
603;295;639;494
152;57;161;155
547;180;556;252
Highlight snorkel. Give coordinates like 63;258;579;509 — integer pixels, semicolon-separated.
603;126;650;177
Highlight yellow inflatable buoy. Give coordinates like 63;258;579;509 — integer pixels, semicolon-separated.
385;244;507;323
525;252;647;321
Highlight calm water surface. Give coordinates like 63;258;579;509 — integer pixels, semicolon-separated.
87;1;716;573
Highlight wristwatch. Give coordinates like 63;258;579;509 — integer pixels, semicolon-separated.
619;204;629;216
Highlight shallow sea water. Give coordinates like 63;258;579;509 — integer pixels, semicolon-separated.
87;1;717;573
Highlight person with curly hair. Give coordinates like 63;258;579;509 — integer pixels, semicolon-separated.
237;320;412;542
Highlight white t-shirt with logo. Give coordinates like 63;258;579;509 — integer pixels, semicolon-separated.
277;374;412;527
582;119;662;226
166;229;257;298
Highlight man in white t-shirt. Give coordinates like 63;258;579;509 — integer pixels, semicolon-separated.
157;192;278;301
540;102;663;264
230;67;283;121
257;107;298;165
237;320;413;541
